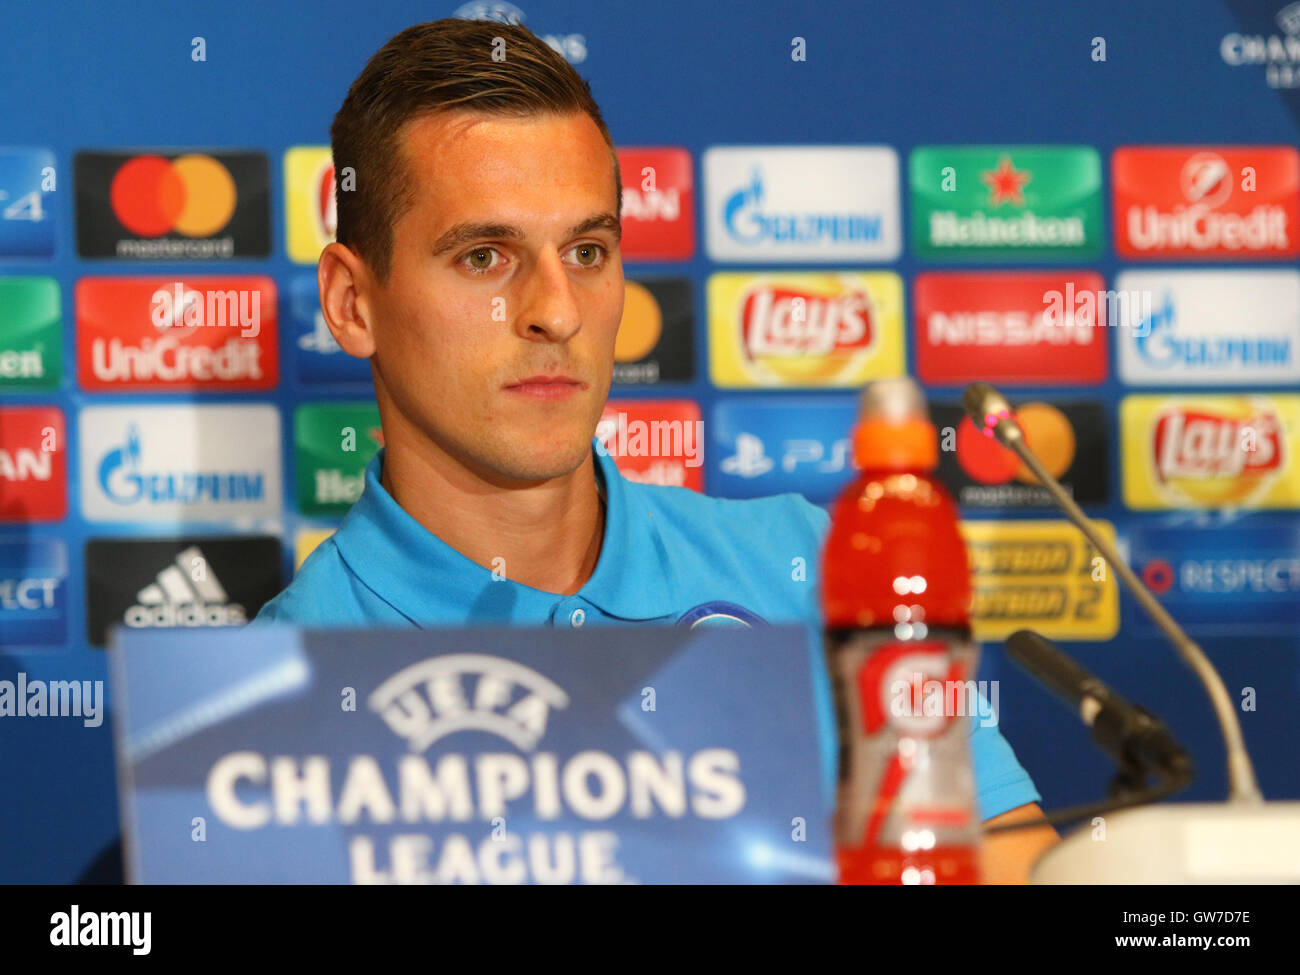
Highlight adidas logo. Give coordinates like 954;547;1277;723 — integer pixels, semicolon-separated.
124;545;247;628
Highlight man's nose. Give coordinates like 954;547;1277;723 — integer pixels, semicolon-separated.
514;250;582;342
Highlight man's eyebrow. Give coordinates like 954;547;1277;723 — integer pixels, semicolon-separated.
431;213;622;256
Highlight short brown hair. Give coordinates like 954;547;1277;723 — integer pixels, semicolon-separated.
330;18;621;283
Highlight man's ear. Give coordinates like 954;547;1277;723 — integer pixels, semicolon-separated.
318;241;377;358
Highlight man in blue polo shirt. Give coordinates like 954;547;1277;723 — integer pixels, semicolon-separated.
254;18;1059;882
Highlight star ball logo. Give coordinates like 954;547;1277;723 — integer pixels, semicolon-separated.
1219;4;1300;90
75;150;270;259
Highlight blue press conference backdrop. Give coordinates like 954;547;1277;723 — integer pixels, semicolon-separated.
2;0;1299;882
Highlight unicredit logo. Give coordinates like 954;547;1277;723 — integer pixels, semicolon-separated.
1127;200;1288;253
92;334;263;384
1181;153;1233;207
77;276;278;391
1114;146;1299;258
111;155;237;237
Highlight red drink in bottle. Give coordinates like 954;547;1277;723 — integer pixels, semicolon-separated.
821;378;984;884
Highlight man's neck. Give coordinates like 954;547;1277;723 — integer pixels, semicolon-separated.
379;437;606;597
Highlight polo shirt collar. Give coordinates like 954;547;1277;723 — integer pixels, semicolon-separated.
330;438;680;625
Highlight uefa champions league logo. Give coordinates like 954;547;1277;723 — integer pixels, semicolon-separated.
369;654;569;752
452;2;526;24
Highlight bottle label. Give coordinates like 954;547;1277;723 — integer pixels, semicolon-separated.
825;626;983;854
858;640;968;737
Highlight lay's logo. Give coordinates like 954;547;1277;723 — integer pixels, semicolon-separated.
284;147;338;264
708;272;903;387
1123;395;1300;509
741;284;872;358
1154;407;1283;482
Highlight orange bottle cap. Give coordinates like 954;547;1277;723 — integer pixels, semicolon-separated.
852;377;939;471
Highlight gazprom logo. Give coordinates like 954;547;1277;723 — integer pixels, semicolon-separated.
1134;291;1178;368
369;655;569;752
1135;288;1293;371
96;422;265;505
722;167;882;246
97;423;143;500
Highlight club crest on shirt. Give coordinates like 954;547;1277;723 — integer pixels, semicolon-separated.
675;601;767;628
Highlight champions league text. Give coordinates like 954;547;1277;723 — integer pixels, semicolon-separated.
205;748;746;884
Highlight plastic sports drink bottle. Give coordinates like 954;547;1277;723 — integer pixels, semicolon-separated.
821;377;983;885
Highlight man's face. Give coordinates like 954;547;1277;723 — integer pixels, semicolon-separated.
366;110;623;484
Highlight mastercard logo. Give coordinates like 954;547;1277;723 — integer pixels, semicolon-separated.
110;154;237;238
615;281;662;361
954;402;1075;485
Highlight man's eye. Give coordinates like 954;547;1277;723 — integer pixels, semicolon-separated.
463;247;499;273
568;243;606;267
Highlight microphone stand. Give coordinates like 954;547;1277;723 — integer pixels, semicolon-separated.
960;383;1300;882
966;384;1261;803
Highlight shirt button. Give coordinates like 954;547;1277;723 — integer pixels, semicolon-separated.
569;608;586;627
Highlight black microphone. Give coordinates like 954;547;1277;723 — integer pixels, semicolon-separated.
1005;629;1193;782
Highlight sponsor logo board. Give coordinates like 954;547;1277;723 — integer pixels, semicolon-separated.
1121;394;1300;509
708;272;904;388
705;146;900;262
79;404;281;522
1113;146;1299;259
84;536;282;647
1116;270;1300;385
962;519;1119;642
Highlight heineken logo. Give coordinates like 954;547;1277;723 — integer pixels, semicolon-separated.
982;156;1031;206
294;402;383;515
911;146;1102;260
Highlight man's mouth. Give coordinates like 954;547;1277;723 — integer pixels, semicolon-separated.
503;375;587;399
